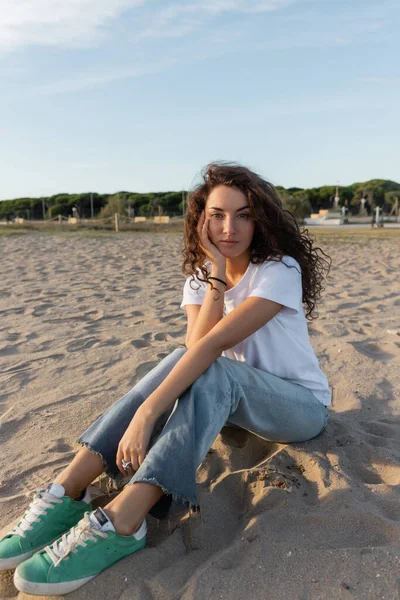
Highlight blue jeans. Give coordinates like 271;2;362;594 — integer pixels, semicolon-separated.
77;348;328;511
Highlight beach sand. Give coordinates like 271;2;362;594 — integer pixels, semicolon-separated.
0;230;399;600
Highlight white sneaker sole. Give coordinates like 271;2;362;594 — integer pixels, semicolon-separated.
0;549;36;571
0;530;77;572
14;570;95;596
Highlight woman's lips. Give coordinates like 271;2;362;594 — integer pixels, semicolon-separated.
220;241;238;245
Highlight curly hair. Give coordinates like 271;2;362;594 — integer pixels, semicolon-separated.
182;162;331;320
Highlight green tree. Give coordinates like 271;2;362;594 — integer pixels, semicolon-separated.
278;189;312;220
138;203;152;216
100;193;126;218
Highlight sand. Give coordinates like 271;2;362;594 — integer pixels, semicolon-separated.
0;230;399;600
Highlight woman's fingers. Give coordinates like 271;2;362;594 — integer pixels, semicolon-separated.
200;219;207;245
131;444;147;470
129;452;139;473
137;451;145;468
198;212;219;261
117;444;144;474
117;444;135;475
200;217;212;250
116;446;125;475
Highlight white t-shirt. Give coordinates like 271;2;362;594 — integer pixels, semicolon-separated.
180;256;332;406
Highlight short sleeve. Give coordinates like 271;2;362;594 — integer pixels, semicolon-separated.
180;275;207;309
249;258;302;314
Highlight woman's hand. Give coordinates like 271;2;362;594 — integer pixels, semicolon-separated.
116;407;156;475
197;211;226;266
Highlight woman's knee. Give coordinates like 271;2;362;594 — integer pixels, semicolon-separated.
197;357;220;379
191;357;230;393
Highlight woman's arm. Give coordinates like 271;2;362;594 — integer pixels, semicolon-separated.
185;262;226;348
185;210;227;348
117;295;282;472
143;295;282;421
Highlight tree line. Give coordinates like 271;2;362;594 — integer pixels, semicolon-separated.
1;179;399;221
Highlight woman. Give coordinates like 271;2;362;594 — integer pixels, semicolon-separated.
1;162;331;596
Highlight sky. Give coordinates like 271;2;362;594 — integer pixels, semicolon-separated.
1;0;399;200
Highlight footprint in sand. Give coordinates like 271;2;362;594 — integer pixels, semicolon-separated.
31;303;54;317
132;361;160;381
153;331;185;341
350;341;398;363
5;332;21;342
130;339;151;349
0;345;20;357
337;302;358;310
66;336;100;353
156;352;170;360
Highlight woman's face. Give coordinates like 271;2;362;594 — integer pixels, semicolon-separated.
204;185;255;259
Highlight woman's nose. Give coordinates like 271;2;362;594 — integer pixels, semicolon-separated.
223;217;236;234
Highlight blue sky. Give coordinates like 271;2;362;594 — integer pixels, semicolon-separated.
1;0;399;199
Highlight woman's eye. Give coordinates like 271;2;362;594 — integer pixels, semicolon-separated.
209;213;250;220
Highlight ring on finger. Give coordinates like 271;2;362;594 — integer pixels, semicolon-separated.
122;459;132;470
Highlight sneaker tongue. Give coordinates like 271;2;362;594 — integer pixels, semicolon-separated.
89;508;115;533
47;483;65;498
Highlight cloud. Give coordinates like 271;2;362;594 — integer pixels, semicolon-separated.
0;0;144;53
0;0;396;55
0;0;296;52
4;0;396;96
138;0;296;39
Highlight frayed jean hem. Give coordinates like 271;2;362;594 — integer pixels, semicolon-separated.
75;438;118;482
126;476;198;510
76;439;198;510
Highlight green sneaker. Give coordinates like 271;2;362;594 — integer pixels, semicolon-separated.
0;483;92;570
14;507;147;596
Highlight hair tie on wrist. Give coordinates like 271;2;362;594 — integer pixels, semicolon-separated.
208;276;227;287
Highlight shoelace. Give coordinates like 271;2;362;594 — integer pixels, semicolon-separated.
45;513;108;567
12;490;63;538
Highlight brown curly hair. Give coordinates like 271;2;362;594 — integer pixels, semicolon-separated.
182;162;331;320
